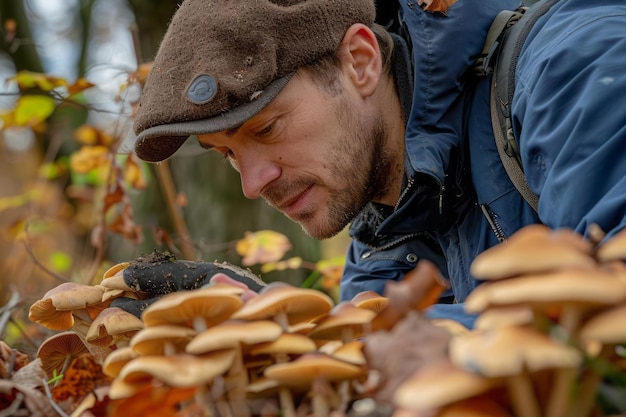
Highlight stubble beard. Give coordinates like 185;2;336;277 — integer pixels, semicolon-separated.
266;111;392;241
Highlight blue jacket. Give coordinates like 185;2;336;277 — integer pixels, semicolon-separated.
341;0;626;328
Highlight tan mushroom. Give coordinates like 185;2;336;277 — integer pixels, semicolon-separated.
28;282;108;337
350;291;389;313
186;319;283;417
130;324;197;356
36;331;90;379
102;346;138;378
85;307;144;348
308;302;375;343
449;326;582;417
393;359;498;414
231;282;334;330
141;284;244;331
470;224;595;280
265;352;366;417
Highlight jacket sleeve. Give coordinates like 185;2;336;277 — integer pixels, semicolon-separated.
512;1;626;239
340;235;450;302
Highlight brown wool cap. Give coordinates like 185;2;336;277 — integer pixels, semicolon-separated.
133;0;376;162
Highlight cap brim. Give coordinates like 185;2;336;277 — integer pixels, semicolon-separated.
134;72;294;163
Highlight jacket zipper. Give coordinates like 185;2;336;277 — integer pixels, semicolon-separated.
480;204;507;243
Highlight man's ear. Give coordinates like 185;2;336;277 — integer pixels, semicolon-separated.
340;24;383;97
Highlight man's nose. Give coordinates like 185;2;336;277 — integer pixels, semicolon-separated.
237;155;281;199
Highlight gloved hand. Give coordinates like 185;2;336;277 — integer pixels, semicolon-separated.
104;250;266;317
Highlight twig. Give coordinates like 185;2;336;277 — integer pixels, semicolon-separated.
0;392;24;417
8;317;38;349
0;291;20;338
21;224;69;284
41;377;71;417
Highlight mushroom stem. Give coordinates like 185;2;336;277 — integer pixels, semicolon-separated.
278;387;296;417
506;372;540;417
224;346;251;417
559;305;582;336
545;367;577;417
569;369;601;417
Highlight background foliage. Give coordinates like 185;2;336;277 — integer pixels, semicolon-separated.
0;0;349;355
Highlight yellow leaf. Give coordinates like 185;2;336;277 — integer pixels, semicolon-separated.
123;155;148;189
9;70;67;92
315;256;346;290
13;95;56;127
236;230;292;266
260;256;302;274
68;78;95;95
70;146;111;174
74;124;116;147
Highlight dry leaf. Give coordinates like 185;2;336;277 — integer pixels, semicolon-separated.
418;0;457;14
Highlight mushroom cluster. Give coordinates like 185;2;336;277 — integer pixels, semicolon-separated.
25;224;626;417
392;225;626;417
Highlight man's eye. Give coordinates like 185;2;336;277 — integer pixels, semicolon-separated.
255;124;273;137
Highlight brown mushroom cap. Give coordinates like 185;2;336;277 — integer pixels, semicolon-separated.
141;286;244;329
120;350;236;388
596;228;626;263
185;319;283;355
29;282;107;330
394;360;497;411
449;326;582;377
231;282;334;328
264;352;365;388
473;306;535;330
130;325;197;356
579;303;626;345
470;224;595;280
36;331;90;378
86;307;144;347
102;346;138;378
464;268;626;314
249;333;317;357
350;291;389;313
308;302;375;342
330;340;367;366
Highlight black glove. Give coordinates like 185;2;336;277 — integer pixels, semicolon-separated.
106;250;266;317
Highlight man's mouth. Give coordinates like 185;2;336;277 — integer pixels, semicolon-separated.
275;185;314;218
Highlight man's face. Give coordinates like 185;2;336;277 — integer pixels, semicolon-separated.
197;69;396;239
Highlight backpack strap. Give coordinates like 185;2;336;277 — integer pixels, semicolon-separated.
482;0;562;213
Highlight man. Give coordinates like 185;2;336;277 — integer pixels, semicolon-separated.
129;0;626;328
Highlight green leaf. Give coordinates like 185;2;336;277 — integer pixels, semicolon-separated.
14;95;56;126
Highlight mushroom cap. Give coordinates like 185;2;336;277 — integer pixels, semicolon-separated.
330;340;366;366
249;332;317;356
120;350;236;387
29;283;107;330
86;307;144;346
102;262;130;280
579;303;626;345
36;331;90;378
130;325;197;355
141;286;244;328
473;306;535;330
437;397;514;417
470;224;595;280
465;267;626;314
394;360;496;411
596;228;626;263
264;352;365;387
102;346;138;378
449;326;582;377
308;302;375;341
231;282;334;326
431;318;470;337
185;319;283;355
350;291;389;313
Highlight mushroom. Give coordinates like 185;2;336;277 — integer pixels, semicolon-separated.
141;284;244;331
249;332;318;417
231;282;334;330
28;282;109;337
186;319;283;417
264;352;366;417
36;331;90;380
470;224;595;280
107;379;197;415
393;359;499;414
449;326;582;417
473;305;536;331
308;302;376;343
350;291;389;313
130;324;197;356
464;267;626;335
85;307;144;348
102;346;138;378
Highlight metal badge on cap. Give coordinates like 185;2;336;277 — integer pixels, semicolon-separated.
186;75;217;104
